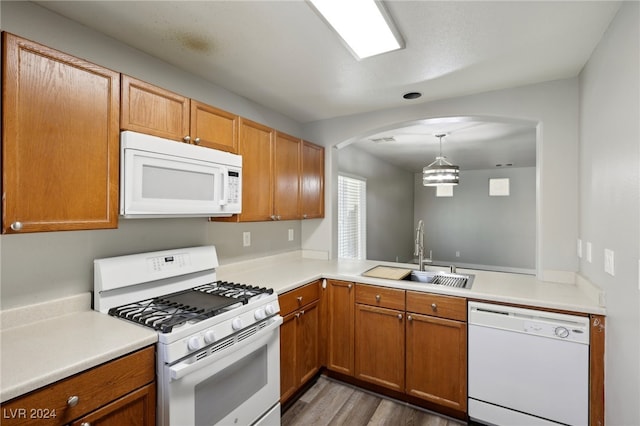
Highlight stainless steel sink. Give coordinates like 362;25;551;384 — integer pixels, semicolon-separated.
403;270;474;289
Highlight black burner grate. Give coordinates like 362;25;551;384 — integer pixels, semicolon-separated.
108;280;273;333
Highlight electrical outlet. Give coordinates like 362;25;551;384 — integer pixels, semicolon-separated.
604;248;615;276
455;251;460;257
243;231;251;247
586;242;592;263
288;228;294;241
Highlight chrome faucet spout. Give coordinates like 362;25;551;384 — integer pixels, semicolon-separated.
415;220;431;271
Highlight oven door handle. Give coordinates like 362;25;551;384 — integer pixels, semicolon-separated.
169;315;283;381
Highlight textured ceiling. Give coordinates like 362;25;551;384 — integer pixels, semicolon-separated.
35;0;620;170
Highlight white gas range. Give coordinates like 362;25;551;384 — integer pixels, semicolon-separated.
93;245;282;426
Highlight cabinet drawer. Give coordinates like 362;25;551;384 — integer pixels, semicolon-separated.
356;284;405;311
279;281;320;316
1;346;155;425
406;292;466;321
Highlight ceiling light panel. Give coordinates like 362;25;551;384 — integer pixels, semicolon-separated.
308;0;404;59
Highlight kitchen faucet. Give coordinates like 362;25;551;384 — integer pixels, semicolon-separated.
414;220;432;271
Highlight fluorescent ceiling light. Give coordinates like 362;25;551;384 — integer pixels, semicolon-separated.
308;0;404;59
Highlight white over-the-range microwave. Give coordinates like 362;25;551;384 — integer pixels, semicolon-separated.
120;131;242;218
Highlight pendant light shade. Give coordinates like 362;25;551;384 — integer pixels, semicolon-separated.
422;134;459;186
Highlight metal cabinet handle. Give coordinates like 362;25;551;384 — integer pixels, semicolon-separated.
67;395;79;407
81;423;91;426
397;313;403;320
270;215;277;220
303;214;308;219
375;295;381;302
194;137;201;145
348;284;352;289
431;303;437;311
276;215;282;220
183;135;191;143
300;310;305;316
407;315;413;322
10;221;22;231
295;312;301;319
297;296;303;304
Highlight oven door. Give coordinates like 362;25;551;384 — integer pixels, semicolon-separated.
158;316;282;426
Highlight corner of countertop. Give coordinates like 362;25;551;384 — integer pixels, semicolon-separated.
576;274;606;308
0;293;91;331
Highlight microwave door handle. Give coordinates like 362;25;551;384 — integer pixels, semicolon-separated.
219;169;228;206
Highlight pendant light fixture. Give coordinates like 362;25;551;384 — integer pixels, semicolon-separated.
422;134;460;186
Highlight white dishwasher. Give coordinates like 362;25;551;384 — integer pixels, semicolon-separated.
468;302;590;426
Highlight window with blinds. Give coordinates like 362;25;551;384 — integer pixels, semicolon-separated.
338;174;366;259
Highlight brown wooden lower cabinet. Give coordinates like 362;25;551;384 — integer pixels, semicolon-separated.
325;280;355;376
405;313;467;411
0;346;155;426
279;281;321;404
354;304;405;392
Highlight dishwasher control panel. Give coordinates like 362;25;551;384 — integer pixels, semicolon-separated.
469;301;590;344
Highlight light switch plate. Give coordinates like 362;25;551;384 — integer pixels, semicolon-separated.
604;248;615;276
586;242;592;263
243;231;251;247
288;228;294;241
577;239;583;258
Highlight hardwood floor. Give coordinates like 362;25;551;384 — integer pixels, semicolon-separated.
282;376;466;426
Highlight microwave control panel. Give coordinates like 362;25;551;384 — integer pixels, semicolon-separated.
227;170;240;204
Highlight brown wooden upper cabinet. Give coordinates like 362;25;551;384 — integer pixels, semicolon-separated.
2;33;120;234
121;75;239;153
301;141;325;219
217;122;324;222
274;131;302;221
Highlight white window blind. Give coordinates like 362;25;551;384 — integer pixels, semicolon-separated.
338;174;366;259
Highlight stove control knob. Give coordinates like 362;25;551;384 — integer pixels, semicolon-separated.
265;304;276;316
254;308;267;320
187;336;202;351
204;330;216;344
232;317;244;331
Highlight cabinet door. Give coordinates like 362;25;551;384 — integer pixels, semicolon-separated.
273;132;301;220
236;118;274;221
70;383;155;426
280;311;298;402
355;304;405;392
298;300;320;385
190;101;238;153
301;141;324;219
325;280;355;376
2;33;120;233
121;75;190;142
406;313;467;411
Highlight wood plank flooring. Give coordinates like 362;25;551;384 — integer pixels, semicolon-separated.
282;376;466;426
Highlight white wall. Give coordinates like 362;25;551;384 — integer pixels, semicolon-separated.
338;146;414;262
305;79;579;279
578;2;640;424
414;167;536;272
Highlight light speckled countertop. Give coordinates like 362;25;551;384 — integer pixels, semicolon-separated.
1;252;604;403
0;293;157;403
218;253;605;315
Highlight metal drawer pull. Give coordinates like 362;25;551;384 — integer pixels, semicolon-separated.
67;395;79;407
348;284;352;289
397;313;403;320
81;423;91;426
183;135;191;143
407;315;413;321
10;222;22;231
431;303;437;311
375;295;381;302
297;296;303;303
194;137;201;145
